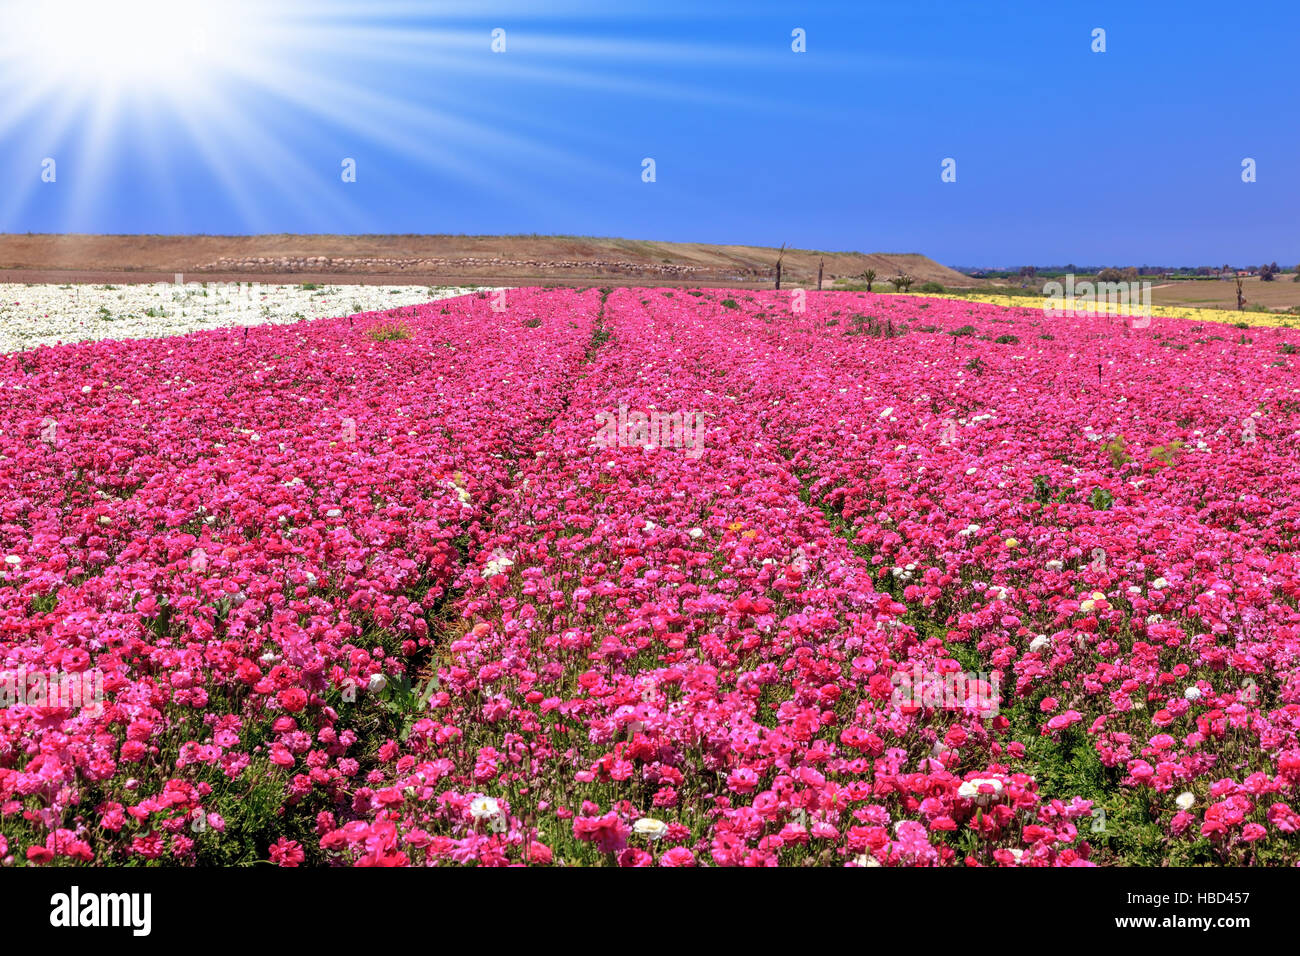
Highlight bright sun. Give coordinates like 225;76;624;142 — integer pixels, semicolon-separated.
9;0;244;97
0;0;622;230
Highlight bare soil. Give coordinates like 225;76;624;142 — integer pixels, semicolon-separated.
0;234;982;289
1151;277;1300;311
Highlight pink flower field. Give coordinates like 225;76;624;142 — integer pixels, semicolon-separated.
3;287;1300;867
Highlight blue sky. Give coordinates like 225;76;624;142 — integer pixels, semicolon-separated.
0;0;1296;267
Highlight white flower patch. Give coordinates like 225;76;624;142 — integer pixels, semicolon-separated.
482;549;515;579
0;282;489;353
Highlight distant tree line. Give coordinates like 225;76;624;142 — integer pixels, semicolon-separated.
963;263;1297;280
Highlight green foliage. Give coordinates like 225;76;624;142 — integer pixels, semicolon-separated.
374;674;442;742
1149;440;1184;465
1101;435;1131;467
366;322;412;341
844;313;907;338
28;592;58;614
1000;714;1168;864
1088;487;1115;510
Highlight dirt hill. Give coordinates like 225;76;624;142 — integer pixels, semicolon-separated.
0;234;981;288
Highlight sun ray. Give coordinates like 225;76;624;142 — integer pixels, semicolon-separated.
0;0;876;233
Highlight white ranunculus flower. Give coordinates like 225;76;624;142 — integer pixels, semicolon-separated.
1184;686;1202;702
632;818;668;840
367;673;388;693
469;796;501;820
1029;635;1050;653
1175;792;1195;811
958;778;1004;806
